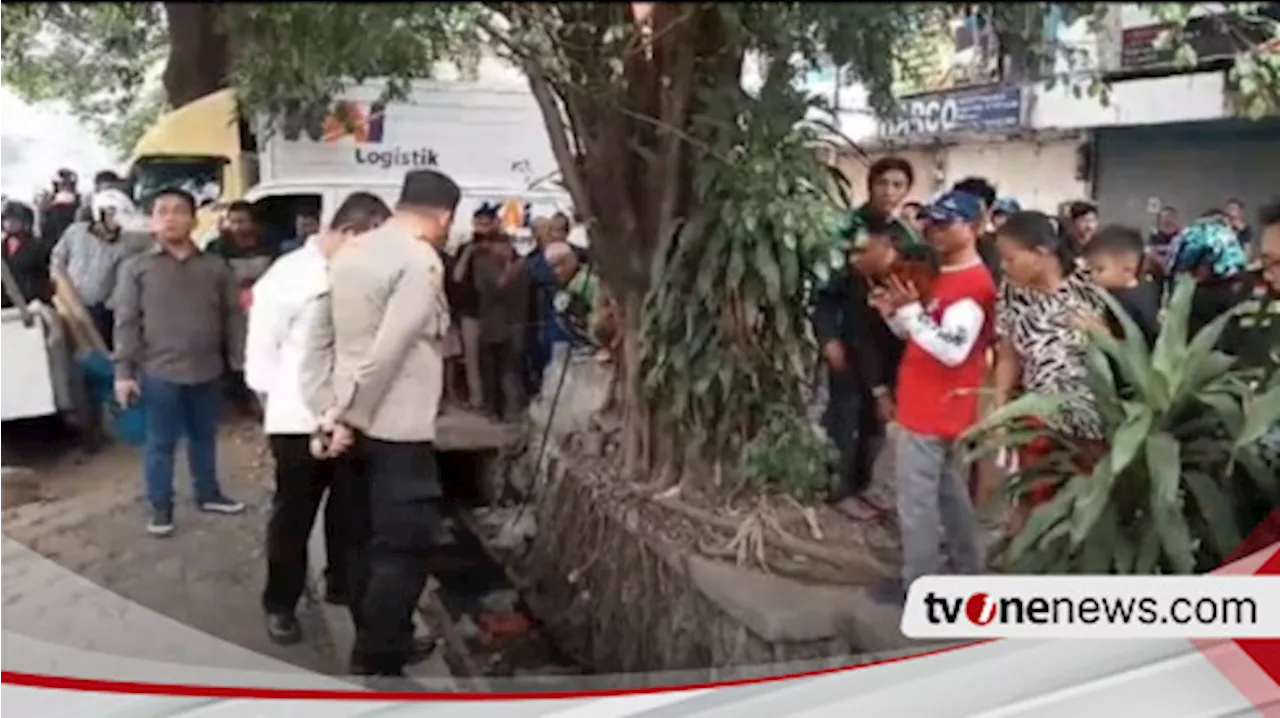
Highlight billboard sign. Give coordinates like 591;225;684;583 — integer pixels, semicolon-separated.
893;10;1001;97
878;85;1024;140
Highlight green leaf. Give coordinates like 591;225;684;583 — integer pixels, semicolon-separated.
1008;478;1080;565
1152;499;1197;574
1146;431;1182;508
1070;458;1115;548
1082;342;1124;425
1088;328;1155;406
754;239;783;304
1113;527;1138;573
1236;382;1280;449
962;428;1054;464
1182;470;1242;559
1197;392;1246;436
1150;275;1194;391
1080;503;1121;574
1110;401;1155;476
1134;526;1162;574
1233;446;1280;498
961;392;1067;443
1147;431;1194;573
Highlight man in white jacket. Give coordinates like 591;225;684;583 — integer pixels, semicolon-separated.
243;192;391;644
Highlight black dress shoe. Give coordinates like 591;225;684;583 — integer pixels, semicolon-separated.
350;636;438;675
265;612;303;645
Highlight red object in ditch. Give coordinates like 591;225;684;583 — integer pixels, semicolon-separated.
479;612;531;638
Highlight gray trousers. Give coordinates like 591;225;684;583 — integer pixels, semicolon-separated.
460;317;483;407
896;428;984;588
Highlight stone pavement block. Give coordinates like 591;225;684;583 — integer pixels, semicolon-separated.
686;553;910;650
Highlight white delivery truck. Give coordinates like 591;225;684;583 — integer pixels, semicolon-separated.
244;78;573;246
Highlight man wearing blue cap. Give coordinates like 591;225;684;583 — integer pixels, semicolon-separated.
951;177;1002;283
870;189;996;597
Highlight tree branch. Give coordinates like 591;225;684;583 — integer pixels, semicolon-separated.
654;7;699;254
525;65;591;223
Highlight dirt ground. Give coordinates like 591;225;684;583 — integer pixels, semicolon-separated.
1;416;343;675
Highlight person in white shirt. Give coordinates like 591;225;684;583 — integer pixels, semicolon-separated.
244;192;392;645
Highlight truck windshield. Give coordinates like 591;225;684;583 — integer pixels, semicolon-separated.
132;156;226;209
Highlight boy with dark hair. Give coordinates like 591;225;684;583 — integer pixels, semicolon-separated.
1066;200;1100;250
813;210;927;519
858;157;918;236
871;190;995;595
1081;223;1161;347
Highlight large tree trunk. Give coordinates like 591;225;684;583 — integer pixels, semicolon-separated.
514;3;739;481
162;3;230;108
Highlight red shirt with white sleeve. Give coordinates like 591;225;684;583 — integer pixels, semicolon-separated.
892;259;997;440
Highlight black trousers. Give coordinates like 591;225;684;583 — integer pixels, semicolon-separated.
86;303;113;351
348;437;444;676
262;435;354;614
824;378;885;499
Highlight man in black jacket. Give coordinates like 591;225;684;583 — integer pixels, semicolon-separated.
2;201;52;307
812;211;914;520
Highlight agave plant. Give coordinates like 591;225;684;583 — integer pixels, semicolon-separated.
963;276;1280;574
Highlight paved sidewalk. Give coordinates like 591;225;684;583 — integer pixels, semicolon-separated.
3;416;455;689
2;538;352;689
2;421;340;678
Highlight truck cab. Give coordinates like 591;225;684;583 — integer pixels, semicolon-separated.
127;89;254;245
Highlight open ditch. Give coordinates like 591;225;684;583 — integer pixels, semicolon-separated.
427;449;586;682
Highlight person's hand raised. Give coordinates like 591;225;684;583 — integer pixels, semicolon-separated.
881;274;920;312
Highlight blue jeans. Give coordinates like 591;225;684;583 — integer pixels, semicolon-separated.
142;376;223;509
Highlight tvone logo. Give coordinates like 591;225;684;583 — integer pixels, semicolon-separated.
322;100;386;144
965;592;997;626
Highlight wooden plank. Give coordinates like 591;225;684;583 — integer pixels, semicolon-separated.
51;269;109;357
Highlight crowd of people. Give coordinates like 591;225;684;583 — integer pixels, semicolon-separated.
4;155;1278;677
1;165;606;684
814;156;1279;596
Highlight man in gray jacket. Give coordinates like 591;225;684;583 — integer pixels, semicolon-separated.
304;169;458;681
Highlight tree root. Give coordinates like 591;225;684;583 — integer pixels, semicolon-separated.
722;508;769;572
647;494;891;582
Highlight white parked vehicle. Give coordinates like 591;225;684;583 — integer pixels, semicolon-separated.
1;259;84;426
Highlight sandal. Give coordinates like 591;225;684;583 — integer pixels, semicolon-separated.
836;495;885;521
